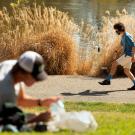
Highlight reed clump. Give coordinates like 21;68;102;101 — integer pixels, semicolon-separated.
79;9;135;76
38;30;77;75
0;5;135;76
97;9;135;76
0;4;78;74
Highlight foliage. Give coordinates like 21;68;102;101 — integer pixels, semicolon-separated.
0;4;78;74
10;0;29;8
79;9;135;76
0;3;135;76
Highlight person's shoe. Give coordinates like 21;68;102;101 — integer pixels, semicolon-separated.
127;85;135;90
98;80;110;85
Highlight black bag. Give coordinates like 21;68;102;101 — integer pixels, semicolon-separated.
0;103;25;130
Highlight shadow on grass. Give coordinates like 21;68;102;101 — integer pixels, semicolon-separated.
61;89;131;96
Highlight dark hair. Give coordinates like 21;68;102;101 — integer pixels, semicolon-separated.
113;22;125;32
11;62;29;75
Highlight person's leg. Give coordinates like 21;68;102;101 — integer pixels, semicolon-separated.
121;55;135;90
99;55;131;85
99;61;118;85
124;68;135;81
107;61;118;79
124;68;135;90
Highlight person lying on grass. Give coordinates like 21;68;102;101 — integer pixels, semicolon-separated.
0;51;60;127
99;22;135;90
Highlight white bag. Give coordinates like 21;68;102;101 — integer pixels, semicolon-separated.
47;100;98;132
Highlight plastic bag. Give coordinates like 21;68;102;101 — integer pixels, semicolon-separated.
50;100;65;116
0;125;18;132
47;100;98;132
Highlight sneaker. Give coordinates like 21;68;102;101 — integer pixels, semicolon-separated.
98;80;110;85
127;85;135;90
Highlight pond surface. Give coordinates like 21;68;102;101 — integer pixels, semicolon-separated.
0;0;135;25
0;0;134;52
41;0;135;52
43;0;135;25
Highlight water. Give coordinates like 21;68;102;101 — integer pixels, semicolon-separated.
40;0;135;54
0;0;134;74
42;0;135;25
0;0;134;53
0;0;134;25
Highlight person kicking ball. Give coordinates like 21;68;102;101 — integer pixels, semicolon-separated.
99;22;135;90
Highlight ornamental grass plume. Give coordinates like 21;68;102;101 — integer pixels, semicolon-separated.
78;9;135;76
0;4;78;74
38;30;77;75
0;5;135;76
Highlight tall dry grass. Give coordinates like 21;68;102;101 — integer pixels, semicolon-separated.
0;5;135;76
0;4;78;74
78;9;135;76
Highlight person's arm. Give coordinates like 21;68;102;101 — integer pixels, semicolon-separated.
115;46;123;54
125;35;135;62
27;111;51;123
41;96;62;107
16;84;61;108
17;88;41;107
131;46;135;62
113;45;123;60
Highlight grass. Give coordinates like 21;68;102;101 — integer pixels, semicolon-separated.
78;9;135;76
0;4;78;74
65;102;135;113
2;102;135;135
0;4;135;76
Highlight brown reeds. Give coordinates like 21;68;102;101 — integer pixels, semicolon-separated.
96;9;135;76
0;4;78;74
78;9;135;76
0;5;135;76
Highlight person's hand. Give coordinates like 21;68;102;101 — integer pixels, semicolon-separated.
113;51;118;60
27;111;51;123
131;57;135;63
38;111;51;122
41;96;62;107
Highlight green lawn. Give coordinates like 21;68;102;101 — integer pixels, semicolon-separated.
2;102;135;135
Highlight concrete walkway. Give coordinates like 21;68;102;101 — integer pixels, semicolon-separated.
26;75;135;103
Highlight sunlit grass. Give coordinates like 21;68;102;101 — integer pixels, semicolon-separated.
3;102;135;135
65;102;135;113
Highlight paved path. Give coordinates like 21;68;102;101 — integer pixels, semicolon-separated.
26;75;135;103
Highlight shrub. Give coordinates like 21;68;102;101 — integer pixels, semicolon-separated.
0;4;78;74
79;9;135;76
